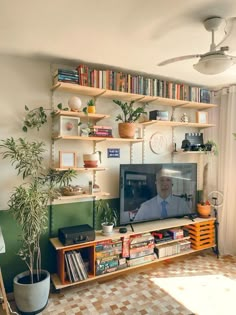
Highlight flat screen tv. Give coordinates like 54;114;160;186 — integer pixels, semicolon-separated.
119;163;197;225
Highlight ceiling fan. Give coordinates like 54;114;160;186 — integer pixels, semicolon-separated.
157;16;236;75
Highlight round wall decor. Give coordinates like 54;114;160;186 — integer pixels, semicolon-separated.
149;132;168;154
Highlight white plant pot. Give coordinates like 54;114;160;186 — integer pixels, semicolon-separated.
13;269;50;314
102;222;114;235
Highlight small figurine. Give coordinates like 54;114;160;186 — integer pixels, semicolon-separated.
181;113;189;123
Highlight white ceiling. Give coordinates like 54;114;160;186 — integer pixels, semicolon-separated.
1;0;236;88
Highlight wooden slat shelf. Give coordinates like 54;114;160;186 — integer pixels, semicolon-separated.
54;191;110;201
51;82;217;110
141;120;215;129
53;135;144;143
54;110;110;121
54;167;107;172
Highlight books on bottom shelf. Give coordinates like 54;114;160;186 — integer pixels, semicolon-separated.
65;250;88;283
127;253;156;267
155;239;191;259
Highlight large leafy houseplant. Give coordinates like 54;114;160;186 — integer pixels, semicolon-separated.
0;106;76;280
112;100;147;138
0;106;76;313
113;99;147;123
0;138;76;283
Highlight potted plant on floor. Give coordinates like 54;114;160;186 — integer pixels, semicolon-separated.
0;108;76;314
113;100;147;138
96;199;118;235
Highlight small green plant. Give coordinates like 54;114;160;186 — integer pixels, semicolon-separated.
87;99;95;106
96;199;118;227
23;103;69;132
113;99;147;123
233;133;236;140
204;140;218;156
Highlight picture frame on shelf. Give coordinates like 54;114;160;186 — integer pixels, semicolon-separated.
196;111;208;124
59;151;77;169
53;116;80;137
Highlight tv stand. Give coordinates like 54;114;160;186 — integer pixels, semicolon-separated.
50;217;216;290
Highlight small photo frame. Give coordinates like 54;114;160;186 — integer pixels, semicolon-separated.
59;151;77;168
196;111;208;124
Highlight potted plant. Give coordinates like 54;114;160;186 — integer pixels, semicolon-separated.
113;99;147;138
96;199;118;235
87;99;96;114
0;108;76;314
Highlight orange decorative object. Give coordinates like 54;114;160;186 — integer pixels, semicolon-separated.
197;204;211;218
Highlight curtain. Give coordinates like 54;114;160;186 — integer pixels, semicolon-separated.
209;86;236;255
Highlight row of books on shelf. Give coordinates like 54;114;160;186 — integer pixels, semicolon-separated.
65;250;88;283
155;239;191;258
54;65;211;103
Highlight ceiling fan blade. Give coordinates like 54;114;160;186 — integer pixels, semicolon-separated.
158;54;201;66
216;17;236;52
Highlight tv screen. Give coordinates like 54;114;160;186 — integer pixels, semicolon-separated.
119;163;197;225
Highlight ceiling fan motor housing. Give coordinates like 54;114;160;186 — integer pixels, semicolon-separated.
203;17;223;32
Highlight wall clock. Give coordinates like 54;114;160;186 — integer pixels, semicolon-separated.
149;132;168;154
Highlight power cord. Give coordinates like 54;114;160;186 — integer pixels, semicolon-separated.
0;294;19;315
7;300;19;315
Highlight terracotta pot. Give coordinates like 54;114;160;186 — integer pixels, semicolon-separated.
197;204;211;218
83;152;101;168
118;123;136;138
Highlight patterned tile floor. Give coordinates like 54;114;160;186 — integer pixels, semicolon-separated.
9;250;236;315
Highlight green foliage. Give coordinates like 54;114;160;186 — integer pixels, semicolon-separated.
0;136;76;283
23;103;69;132
113;99;147;123
233;133;236;140
96;199;118;227
87;99;95;106
204;140;219;156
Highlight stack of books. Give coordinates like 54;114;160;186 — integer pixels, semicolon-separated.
95;239;126;275
90;125;113;137
54;69;79;84
127;233;156;267
65;250;88;283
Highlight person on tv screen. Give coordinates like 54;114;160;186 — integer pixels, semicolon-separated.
134;168;190;222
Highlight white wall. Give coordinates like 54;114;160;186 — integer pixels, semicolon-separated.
0;55;51;209
0;55;211;210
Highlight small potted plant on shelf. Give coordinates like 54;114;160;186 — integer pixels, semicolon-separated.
96;199;118;235
0;106;76;314
87;99;96;114
113;99;147;138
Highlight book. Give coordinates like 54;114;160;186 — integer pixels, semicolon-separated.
76;251;88;280
71;251;84;281
65;254;72;282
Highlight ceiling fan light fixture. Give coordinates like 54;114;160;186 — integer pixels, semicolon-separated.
193;55;233;75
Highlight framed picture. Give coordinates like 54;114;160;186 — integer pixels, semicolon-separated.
59;151;77;168
196;111;208;124
53;116;80;137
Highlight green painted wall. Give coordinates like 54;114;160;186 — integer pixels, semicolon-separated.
0;198;119;293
